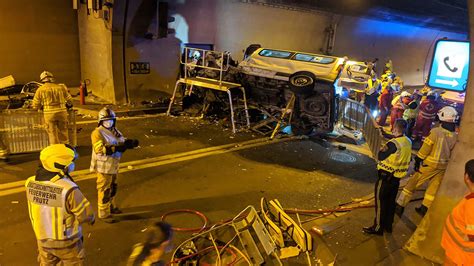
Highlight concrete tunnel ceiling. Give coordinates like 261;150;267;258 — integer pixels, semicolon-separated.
241;0;469;34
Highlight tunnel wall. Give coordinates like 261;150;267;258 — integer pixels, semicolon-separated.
119;0;331;103
0;0;80;86
113;0;467;103
77;4;116;103
333;16;466;85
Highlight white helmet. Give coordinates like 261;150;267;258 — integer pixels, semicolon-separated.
40;71;54;83
438;106;458;123
98;107;116;127
400;91;411;97
192;50;201;60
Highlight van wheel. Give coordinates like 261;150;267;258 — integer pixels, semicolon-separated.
289;71;315;95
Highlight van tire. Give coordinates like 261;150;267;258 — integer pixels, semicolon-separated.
289;71;315;95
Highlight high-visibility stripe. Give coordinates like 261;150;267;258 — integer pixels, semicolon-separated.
446;215;474;252
27;201;34;226
54;208;59;239
449;215;470;242
93;141;103;151
71;199;89;214
424;137;434;145
424;194;435;201
402;188;413;196
467;225;474;231
93;141;103;148
419;111;436;119
377;136;412;178
375;179;383;231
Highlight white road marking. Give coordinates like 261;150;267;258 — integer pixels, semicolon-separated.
0;136;303;197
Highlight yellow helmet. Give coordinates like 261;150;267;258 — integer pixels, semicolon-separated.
40;144;77;173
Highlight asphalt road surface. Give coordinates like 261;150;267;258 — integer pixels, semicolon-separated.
1;115;415;265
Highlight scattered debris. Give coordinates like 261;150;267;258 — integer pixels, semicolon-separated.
127;165;134;170
11;201;19;204
141;227;148;232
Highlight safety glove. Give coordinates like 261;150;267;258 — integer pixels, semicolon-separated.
124;139;139;149
414;156;423;172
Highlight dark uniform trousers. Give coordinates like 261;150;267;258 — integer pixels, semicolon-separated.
373;169;400;232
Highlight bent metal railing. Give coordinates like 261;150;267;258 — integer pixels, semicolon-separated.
338;98;385;159
0;109;77;156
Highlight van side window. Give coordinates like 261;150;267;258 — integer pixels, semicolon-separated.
258;49;293;59
293;53;335;64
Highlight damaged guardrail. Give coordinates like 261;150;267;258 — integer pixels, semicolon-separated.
0;109;77;157
338;98;385;159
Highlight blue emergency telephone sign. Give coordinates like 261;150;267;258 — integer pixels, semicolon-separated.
427;40;470;92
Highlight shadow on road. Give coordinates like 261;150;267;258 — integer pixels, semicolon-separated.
236;138;377;183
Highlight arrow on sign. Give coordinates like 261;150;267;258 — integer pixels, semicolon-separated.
435;79;459;87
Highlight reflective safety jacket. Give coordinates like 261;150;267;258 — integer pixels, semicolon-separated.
442;193;474;265
365;78;381;96
90;126;125;174
403;100;420;120
32;83;73;113
418;126;457;170
377;136;412;178
417;99;440;120
25;175;93;246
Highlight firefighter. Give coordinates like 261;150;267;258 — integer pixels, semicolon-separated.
127;222;173;266
364;74;381;113
377;76;394;126
396;106;458;216
363;119;412;235
390;91;412;130
403;90;422;138
32;71;73;145
441;159;474;265
90;107;139;223
412;91;441;141
25;144;95;265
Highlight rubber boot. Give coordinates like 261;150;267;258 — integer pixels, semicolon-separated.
395;203;405;217
415;205;428;217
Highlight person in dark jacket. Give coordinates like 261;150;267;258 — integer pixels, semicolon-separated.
128;222;173;266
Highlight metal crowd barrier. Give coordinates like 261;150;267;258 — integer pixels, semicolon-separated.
338;98;386;159
0;109;77;156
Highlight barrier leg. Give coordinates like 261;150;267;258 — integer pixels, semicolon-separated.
240;87;250;128
166;80;181;116
227;90;236;134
